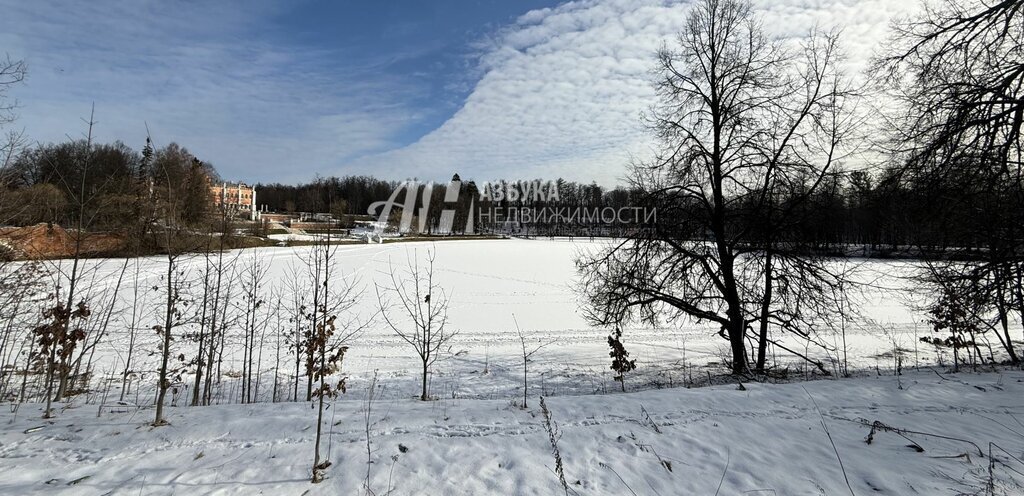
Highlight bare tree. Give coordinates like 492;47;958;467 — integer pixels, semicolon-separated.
512;314;551;408
577;0;856;375
190;205;237;406
1;128;27;174
377;249;456;401
0;258;43;402
875;0;1024;364
0;54;26;127
0;58;26;217
0;129;29;228
70;258;128;392
203;252;241;406
270;290;286;403
0;55;36;406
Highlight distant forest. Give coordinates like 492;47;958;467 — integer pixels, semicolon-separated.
0;132;1010;258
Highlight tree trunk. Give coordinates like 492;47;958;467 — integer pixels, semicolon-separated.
294;322;301;402
522;356;528;408
756;250;774;373
191;267;209;407
311;344;327;483
727;316;746;376
312;381;326;482
997;284;1020;364
120;268;139;402
720;252;748;375
421;360;428;401
154;256;174;426
202;324;217;405
42;345;56;418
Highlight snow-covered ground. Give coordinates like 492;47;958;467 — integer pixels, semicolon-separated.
3;369;1023;494
5;238;1022;494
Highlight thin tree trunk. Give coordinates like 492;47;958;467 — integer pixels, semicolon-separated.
756;250;774;373
421;359;428;401
312;338;327;483
192;255;211;406
997;290;1019;364
154;255;175;425
120;260;141;402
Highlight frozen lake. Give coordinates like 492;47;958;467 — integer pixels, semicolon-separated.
24;238;945;404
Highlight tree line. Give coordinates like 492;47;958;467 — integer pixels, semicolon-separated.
0;99;1011;258
255;168;1010;252
0;131;221;254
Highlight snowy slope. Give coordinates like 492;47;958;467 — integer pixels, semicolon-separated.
2;369;1023;495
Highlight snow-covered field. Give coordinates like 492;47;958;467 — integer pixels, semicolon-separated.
4;238;1022;494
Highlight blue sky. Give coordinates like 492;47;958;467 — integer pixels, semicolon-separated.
0;0;918;185
264;0;558;144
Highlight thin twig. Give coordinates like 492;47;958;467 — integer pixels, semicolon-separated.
803;387;856;496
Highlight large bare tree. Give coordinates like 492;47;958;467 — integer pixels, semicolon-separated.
875;0;1024;364
578;0;857;375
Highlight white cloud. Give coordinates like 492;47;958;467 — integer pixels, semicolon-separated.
347;0;920;186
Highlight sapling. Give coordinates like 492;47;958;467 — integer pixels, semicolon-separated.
310;315;348;484
608;327;635;392
153;264;190;425
120;259;141;402
238;250;269;404
151;140;207;425
513;313;552;408
377;249;456;401
73;259;128;393
33;300;90;417
305;218;366;482
362;370;382;494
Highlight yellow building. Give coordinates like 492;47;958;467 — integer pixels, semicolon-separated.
210;182;258;220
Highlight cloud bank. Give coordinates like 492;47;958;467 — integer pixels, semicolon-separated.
351;0;919;185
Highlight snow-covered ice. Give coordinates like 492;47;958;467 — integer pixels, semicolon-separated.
33;239;938;402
